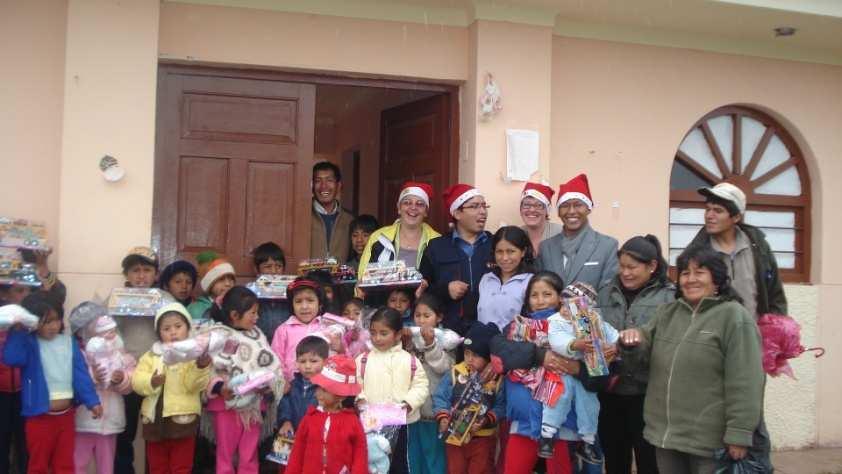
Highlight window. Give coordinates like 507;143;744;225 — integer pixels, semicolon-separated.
668;106;811;282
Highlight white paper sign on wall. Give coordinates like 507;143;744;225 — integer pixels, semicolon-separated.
506;129;539;182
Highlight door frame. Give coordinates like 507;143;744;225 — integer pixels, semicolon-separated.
153;62;460;263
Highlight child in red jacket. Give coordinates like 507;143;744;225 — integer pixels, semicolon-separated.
285;355;368;474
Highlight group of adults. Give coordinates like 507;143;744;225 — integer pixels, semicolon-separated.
309;160;784;474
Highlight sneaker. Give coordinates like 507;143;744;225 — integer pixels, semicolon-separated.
538;437;555;459
576;442;603;465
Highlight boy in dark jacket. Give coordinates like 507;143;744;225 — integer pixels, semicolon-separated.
277;336;329;435
252;241;291;342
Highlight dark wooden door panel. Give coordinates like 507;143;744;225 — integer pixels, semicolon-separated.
154;67;315;276
380;94;451;232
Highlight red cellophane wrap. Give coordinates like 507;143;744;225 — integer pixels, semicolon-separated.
757;313;805;379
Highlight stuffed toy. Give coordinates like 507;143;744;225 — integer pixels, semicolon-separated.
84;315;128;389
366;431;391;474
0;304;39;330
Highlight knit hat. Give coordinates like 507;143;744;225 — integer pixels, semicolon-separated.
463;322;500;361
310;354;361;397
562;282;598;305
68;301;108;335
121;246;159;271
159;260;198;291
443;184;483;217
698;182;746;215
154;302;192;331
557;174;593;210
200;258;236;293
521;182;555;209
92;315;117;335
398;181;433;208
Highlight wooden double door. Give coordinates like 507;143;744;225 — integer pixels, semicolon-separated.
153;67;315;274
153;66;456;276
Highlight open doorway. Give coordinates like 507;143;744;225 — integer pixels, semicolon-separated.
153;65;458;275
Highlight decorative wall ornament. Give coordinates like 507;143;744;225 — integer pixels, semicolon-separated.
479;72;502;121
99;155;125;182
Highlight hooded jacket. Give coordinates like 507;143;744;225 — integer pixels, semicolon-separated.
689;223;787;316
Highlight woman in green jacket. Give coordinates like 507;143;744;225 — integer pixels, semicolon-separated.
597;235;674;474
619;245;764;474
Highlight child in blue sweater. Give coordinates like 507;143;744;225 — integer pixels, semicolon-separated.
2;293;101;474
276;336;329;436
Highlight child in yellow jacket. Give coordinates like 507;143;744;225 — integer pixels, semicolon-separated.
132;303;211;473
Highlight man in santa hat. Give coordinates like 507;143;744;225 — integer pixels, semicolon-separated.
519;181;563;256
537;174;618;291
418;184;493;336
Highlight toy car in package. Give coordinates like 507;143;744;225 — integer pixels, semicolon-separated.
297;257;356;282
0;217;49;251
246;274;297;300
107;288;173;317
0;248;41;287
357;261;423;289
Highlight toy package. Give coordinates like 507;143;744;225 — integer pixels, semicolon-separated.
357;261;423;289
440;373;490;447
297;258;356;282
407;326;463;351
159;324;230;366
0;217;49;251
0;304;40;330
360;403;406;474
265;432;294;465
0;248;41;287
564;296;610;377
226;368;279;410
246;274;297;300
107;288;172;317
82;315;135;389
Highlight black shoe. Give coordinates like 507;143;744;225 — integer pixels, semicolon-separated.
538;437;555;459
576;442;603;465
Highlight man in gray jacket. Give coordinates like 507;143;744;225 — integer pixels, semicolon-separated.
538;173;618;291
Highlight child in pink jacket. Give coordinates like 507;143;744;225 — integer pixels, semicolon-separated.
69;303;136;474
271;279;329;382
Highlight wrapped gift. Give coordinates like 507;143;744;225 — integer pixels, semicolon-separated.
357;261;423;289
564;296;610;377
296;258;356;282
265;432;294;465
0;217;49;251
0;304;40;330
160;324;229;365
246;274;297;300
408;327;463;351
360;403;407;431
107;288;172;317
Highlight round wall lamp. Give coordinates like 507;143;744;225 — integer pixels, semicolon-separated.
99;155;125;182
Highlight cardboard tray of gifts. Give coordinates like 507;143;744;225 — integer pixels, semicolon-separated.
356;261;424;290
296;257;356;283
246;274;297;300
0;217;50;251
0;248;41;287
107;288;173;317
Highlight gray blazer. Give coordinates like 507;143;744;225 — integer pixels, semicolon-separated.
537;226;619;291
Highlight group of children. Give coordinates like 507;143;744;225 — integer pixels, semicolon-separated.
0;229;620;474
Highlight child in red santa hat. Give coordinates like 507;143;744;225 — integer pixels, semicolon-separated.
285;355;368;474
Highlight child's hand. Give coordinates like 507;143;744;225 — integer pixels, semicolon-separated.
420;327;435;346
196;352;212;369
469;417;484;434
572;338;594;353
400;401;411;413
221;385;235;401
603;344;618;363
150;370;166;388
90;405;104;419
438;418;449;433
111;370;125;385
93;365;108;384
279;421;294;437
414;279;428;299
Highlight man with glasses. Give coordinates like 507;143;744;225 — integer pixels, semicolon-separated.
538;174;618;291
419;184;493;335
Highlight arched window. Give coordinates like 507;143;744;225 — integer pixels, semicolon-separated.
668;106;811;282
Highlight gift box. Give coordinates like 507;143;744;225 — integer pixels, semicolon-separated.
357;261;423;289
107;288;172;317
246;274;297;300
0;217;49;251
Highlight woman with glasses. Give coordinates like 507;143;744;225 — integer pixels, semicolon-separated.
356;181;441;278
537;174;618;292
520;182;563;256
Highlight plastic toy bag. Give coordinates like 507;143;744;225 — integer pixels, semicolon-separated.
226;368;278;410
86;335;126;388
107;288;173;317
160;325;229;365
713;448;767;474
0;304;39;330
757;313;807;378
408;326;463;351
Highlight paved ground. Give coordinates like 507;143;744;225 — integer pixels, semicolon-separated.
773;448;842;474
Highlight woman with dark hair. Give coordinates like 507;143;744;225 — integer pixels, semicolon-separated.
619;246;763;473
597;235;674;474
477;226;535;330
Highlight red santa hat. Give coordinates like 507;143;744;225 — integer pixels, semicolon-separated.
557;173;593;210
521;182;555;209
398;181;433;208
442;184;483;217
